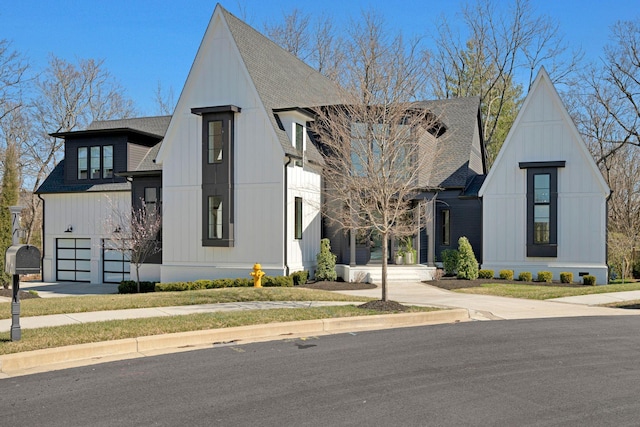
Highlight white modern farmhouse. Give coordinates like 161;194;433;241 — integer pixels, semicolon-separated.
479;68;610;284
36;5;609;286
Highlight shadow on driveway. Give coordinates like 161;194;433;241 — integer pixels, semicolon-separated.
19;282;119;298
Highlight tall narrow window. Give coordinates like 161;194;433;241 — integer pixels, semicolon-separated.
533;174;550;244
208;196;223;239
295;123;304;166
90;146;101;179
521;161;564;257
294;197;302;239
103;145;113;178
78;147;88;179
442;209;450;246
208;120;223;163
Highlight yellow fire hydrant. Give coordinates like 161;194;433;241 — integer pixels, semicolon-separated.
250;263;265;288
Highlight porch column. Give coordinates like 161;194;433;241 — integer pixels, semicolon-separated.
426;199;435;266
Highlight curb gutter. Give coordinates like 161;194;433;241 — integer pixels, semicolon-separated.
0;309;468;377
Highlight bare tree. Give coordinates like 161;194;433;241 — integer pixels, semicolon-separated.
153;81;175;116
0;40;29;122
264;9;311;60
428;0;582;165
106;200;162;292
312;11;431;301
21;55;136;246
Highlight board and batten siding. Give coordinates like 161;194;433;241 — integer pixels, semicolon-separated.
40;191;131;283
286;164;322;275
158;11;291;282
480;68;609;284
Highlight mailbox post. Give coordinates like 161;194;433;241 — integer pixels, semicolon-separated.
4;207;41;341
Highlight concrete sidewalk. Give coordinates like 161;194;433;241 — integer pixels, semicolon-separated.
0;301;359;333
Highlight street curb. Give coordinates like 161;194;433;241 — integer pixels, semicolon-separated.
0;309;468;376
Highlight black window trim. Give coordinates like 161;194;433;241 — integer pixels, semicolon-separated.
520;161;565;257
294;197;303;240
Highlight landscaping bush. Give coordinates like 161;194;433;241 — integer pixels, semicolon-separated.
518;272;532;282
441;249;459;276
537;271;553;283
478;269;494;279
560;272;573;284
499;269;514;281
456;237;479;280
155;281;190;292
263;275;293;287
234;278;253;287
316;238;337;281
583;275;597;286
291;270;309;286
118;281;156;294
633;260;640;279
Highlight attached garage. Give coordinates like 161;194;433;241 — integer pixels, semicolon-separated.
56;238;91;282
102;239;130;283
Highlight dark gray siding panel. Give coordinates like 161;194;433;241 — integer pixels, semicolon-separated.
434;190;483;263
64;135;128;185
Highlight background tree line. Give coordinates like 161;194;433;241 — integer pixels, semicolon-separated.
1;0;638;282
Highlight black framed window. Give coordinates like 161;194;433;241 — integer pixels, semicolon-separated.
208;120;223;164
208;196;223;240
78;147;88;179
520;161;565;257
294;197;302;239
295;123;304;166
442;209;450;246
103;145;113;178
90;146;101;178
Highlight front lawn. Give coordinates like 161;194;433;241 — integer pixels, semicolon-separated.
0;287;372;319
449;282;640;300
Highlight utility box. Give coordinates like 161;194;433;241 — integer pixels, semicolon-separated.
5;245;41;275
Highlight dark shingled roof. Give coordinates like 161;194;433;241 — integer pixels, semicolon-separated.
87;115;171;138
220;6;345;164
416;97;484;188
36;116;170;194
35;160;131;194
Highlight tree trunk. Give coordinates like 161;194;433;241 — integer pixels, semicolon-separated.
135;264;141;293
381;232;388;301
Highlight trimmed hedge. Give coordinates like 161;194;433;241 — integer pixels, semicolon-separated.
154;275;294;292
291;270;309;286
478;269;494;279
518;272;532;282
537;271;553;283
499;269;514;281
560;272;573;284
583;275;597;286
118;281;156;294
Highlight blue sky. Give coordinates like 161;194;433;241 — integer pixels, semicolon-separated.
2;0;637;115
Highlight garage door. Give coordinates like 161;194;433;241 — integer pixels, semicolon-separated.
56;238;91;282
102;239;130;283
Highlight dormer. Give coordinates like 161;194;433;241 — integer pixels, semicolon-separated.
274;107;315;167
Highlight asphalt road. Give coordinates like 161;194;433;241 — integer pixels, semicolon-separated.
4;316;640;426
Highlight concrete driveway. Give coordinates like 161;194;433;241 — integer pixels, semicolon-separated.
15;281;119;298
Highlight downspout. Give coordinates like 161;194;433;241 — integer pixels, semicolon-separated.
283;156;292;276
37;194;45;282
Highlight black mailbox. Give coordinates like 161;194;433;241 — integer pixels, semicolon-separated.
5;245;41;275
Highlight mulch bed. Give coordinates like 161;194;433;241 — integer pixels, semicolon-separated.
427;276;586;290
0;288;40;300
300;281;377;291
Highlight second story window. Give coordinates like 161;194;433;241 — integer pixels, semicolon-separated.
294;123;304;166
90;146;101;178
208;120;223;163
103;145;113;178
78;147;88;179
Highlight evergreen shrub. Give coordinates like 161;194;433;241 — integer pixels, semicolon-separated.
537;271;553;283
316;238;337;281
518;272;532;282
478;269;494;279
499;270;514;281
456;237;479;280
441;249;459;276
560;272;573;284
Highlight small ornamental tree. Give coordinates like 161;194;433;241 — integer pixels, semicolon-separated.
456;236;479;280
315;238;337;281
106;199;162;293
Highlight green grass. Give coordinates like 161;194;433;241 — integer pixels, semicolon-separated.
453;281;640;300
0;305;439;355
0;287;372;319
